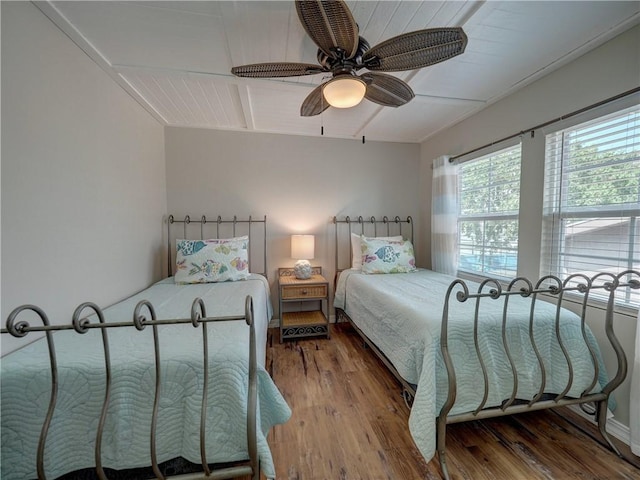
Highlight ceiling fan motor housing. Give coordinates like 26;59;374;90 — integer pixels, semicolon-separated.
316;36;371;73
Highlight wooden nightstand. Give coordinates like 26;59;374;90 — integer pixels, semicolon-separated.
278;267;329;343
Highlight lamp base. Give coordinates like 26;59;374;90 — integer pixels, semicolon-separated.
293;259;312;280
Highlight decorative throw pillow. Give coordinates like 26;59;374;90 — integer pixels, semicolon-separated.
175;236;250;283
361;237;417;274
351;233;403;270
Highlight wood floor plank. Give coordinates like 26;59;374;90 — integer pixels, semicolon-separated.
262;323;640;480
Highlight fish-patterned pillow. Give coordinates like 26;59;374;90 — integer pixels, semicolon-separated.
351;233;403;270
361;237;417;274
174;236;250;283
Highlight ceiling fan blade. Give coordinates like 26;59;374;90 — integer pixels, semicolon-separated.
363;28;467;72
300;84;330;117
296;0;359;59
231;62;325;78
361;73;414;107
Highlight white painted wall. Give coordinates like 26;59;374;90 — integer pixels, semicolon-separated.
420;26;640;434
3;0;637;452
165;127;420;316
1;2;167;354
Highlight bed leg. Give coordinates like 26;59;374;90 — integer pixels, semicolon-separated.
436;416;451;480
438;450;451;480
596;400;622;457
402;388;414;409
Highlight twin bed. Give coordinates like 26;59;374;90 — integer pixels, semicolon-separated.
1;215;291;480
333;215;635;479
2;212;635;480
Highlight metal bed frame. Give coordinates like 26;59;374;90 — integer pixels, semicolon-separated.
167;214;267;278
333;215;636;480
332;215;418;397
333;215;414;265
1;214;269;480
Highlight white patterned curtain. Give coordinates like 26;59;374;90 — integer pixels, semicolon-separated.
431;155;459;275
631;309;640;455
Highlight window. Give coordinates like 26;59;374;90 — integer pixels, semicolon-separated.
542;104;640;306
457;144;522;278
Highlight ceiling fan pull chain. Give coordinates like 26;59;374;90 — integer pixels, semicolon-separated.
321;96;324;136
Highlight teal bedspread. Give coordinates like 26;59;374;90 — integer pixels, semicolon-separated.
334;269;609;464
1;275;291;479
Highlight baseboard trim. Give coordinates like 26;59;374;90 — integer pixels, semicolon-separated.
561;405;640;468
609;416;634;445
566;404;628;443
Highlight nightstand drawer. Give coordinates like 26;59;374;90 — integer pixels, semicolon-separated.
281;284;327;299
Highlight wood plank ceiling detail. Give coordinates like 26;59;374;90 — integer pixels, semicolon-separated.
38;1;640;143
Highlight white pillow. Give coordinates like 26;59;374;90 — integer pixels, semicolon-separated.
351;233;403;270
175;236;250;284
361;237;417;274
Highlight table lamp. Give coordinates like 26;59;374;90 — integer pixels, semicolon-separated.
291;234;314;279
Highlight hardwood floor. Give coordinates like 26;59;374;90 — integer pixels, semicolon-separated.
263;322;640;480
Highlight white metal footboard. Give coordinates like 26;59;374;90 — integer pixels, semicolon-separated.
436;271;639;480
1;296;259;480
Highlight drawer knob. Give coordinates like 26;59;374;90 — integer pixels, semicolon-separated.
301;289;308;295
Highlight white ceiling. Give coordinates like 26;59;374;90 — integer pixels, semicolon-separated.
37;1;640;143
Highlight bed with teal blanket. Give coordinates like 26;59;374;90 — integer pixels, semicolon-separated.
334;267;629;479
1;274;291;480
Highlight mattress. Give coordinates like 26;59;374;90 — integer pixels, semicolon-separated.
334;268;609;464
1;275;291;480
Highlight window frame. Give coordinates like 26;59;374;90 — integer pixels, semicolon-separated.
541;102;640;308
456;141;523;280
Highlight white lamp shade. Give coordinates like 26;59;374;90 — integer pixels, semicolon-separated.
323;77;366;108
291;234;315;260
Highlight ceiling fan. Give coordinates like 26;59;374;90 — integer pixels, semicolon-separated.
231;0;468;117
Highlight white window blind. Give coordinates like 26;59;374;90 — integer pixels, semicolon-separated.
542;104;640;306
457;144;522;278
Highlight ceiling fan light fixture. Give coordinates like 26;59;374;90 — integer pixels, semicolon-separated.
322;76;366;108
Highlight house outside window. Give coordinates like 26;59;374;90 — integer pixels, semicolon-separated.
457;144;522;278
541;104;640;306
